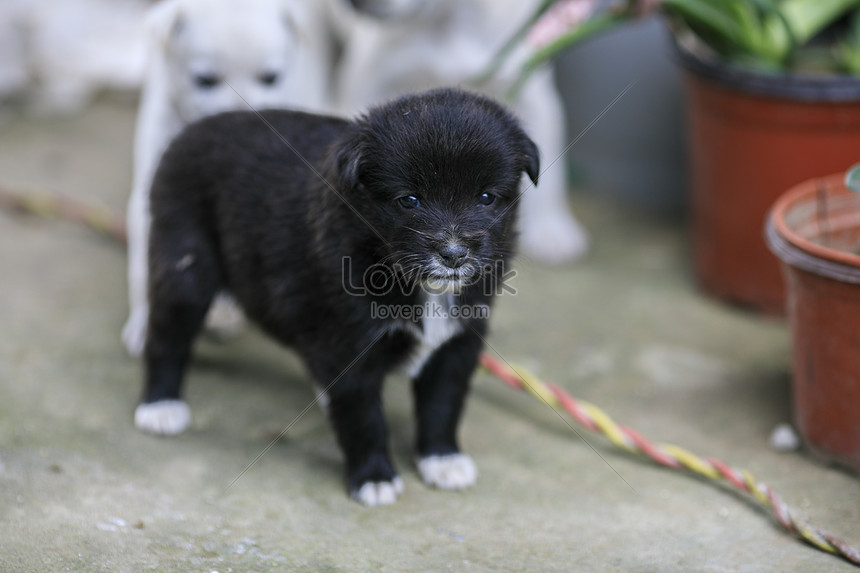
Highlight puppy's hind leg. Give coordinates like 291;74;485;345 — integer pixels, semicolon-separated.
137;236;221;436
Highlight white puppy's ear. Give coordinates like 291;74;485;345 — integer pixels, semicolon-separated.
279;0;309;43
145;0;186;51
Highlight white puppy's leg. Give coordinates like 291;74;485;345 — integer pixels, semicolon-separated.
515;69;590;264
124;62;178;357
123;185;150;357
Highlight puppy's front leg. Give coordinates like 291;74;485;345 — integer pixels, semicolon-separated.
412;328;484;491
323;371;402;506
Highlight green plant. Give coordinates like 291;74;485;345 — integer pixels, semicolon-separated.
489;0;860;99
662;0;860;70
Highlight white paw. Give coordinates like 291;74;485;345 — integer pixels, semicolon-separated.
351;477;404;507
134;400;191;436
417;453;477;490
204;293;246;340
122;308;148;357
519;211;590;265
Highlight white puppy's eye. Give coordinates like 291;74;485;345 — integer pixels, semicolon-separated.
193;73;221;89
258;72;279;86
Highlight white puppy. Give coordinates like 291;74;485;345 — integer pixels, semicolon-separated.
333;0;590;264
123;0;333;356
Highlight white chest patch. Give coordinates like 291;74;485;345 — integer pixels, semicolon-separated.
398;293;463;378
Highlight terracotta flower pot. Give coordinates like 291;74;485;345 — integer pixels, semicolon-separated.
766;173;860;473
676;42;860;314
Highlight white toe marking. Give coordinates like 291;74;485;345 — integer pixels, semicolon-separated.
418;453;477;490
134;400;191;435
352;476;404;507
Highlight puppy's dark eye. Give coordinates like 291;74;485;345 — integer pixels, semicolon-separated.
397;195;420;209
478;192;497;206
193;73;221;89
258;71;279;86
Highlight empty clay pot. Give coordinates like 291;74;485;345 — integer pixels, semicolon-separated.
767;173;860;474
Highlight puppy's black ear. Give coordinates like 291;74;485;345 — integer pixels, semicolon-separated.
332;133;365;192
521;135;540;186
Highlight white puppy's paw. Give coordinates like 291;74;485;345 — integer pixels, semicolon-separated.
134;400;191;436
519;211;590;265
204;293;246;340
417;453;477;490
122;309;148;357
351;477;404;507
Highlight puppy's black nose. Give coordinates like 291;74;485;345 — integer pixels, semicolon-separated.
439;243;469;269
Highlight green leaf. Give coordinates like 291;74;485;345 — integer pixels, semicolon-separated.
835;9;860;73
661;0;747;51
780;0;860;46
474;0;559;87
506;12;627;101
664;0;860;71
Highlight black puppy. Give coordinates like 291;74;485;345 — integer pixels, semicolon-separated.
136;88;539;505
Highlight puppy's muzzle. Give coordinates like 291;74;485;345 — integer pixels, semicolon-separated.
438;242;469;269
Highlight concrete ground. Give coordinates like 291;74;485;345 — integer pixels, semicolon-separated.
0;97;858;573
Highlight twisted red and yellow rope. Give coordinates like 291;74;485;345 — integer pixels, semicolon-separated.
0;186;127;245
480;353;860;567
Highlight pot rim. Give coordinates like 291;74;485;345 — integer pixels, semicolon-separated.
768;173;860;283
673;33;860;102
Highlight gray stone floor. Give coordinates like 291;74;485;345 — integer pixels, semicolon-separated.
1;98;858;572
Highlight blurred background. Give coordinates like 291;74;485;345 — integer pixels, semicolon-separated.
2;1;860;571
